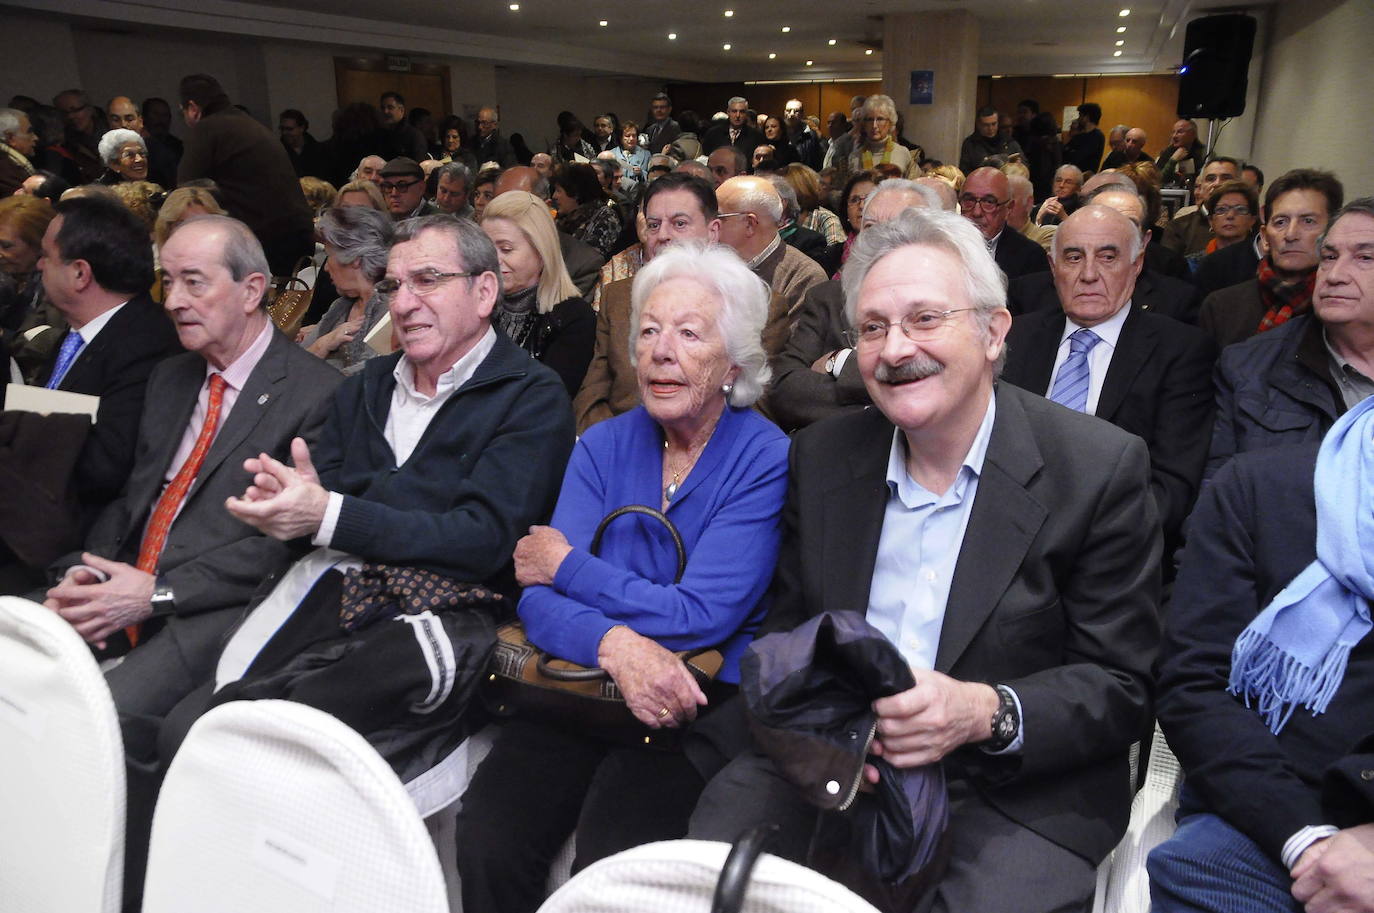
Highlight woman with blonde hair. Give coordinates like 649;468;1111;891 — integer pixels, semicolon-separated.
335;179;387;213
153;185;225;249
481;190;595;394
928;163;966;193
299;176;338;216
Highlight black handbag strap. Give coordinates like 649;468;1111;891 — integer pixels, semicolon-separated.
536;505;687;682
711;824;779;913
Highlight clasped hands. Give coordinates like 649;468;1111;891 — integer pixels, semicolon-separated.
44;553;155;648
224;436;329;541
861;670;1001;785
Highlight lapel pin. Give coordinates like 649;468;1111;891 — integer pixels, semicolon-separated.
257;394;270;405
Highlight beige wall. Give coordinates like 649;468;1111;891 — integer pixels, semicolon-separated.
1250;0;1374;198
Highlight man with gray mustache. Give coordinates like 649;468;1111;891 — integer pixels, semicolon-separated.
692;207;1162;912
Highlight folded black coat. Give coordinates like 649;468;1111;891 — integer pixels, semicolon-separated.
741;611;948;898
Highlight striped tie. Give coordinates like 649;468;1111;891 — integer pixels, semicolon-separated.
1048;328;1101;413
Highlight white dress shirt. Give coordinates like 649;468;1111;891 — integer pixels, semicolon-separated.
1046;302;1133;415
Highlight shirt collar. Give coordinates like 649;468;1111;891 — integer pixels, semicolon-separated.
393;325;497;402
747;232;782;270
1060;300;1132;349
885;390;997;508
211;318;274;392
74;299;130;344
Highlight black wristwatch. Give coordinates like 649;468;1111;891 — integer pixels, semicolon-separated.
150;576;176;615
984;684;1020;752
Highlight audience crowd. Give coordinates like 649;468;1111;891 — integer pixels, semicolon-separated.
2;69;1372;913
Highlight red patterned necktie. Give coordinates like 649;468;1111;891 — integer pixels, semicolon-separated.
128;373;228;646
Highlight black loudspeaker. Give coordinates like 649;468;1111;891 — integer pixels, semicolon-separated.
1177;13;1257;119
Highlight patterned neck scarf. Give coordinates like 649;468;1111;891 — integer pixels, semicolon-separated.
1256;256;1317;335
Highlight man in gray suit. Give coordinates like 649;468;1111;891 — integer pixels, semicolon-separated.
45;215;343;713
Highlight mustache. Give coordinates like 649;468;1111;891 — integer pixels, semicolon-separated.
874;352;944;384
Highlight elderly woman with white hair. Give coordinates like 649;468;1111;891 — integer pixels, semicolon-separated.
96;128;149;184
456;241;790;913
848;94;914;178
298;204;394;373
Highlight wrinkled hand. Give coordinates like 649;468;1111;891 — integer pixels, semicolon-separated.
513;526;573;587
224;437;329;540
1037;197;1066;225
307;317;363;357
1292;824;1374;912
862;671;999;781
44;553;155;648
598;625;707;728
295;323;316;344
1170;145;1189;163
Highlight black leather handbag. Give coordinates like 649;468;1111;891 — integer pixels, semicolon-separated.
481;504;724;749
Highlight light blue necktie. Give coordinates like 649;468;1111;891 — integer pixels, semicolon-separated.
45;332;85;390
1048;327;1101;413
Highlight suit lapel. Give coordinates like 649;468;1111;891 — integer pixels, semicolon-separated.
935;385;1048;672
1095;305;1155;421
821;410;891;616
185;328;289;502
1016;310;1066;396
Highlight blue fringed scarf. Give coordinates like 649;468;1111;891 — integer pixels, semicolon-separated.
1228;395;1374;734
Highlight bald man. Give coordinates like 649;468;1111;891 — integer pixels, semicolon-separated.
1002;204;1216;561
715;175;826;322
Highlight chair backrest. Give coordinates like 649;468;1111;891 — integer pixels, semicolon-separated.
142;699;449;913
0;596;125;913
537;839;882;913
1098;724;1185;913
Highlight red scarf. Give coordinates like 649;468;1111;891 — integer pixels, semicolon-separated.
1256;257;1316;335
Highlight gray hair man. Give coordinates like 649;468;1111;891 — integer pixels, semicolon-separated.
692;205;1161;913
434;161;474;219
0;107;37;195
716;175;826;322
703;95;765;159
1034;164;1084;226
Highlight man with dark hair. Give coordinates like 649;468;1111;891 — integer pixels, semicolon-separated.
379;91;429;161
0;197;182;590
707;145;746;187
1207;197;1371;478
573;172;721;432
278;108;331;179
644;92;682;154
1242;163;1264;194
434;161;474;219
1063;102;1105;174
141;97;183;161
51;88;103;183
1199;169;1343;349
177;73;315;275
1012;98;1039;149
959;105;1022;175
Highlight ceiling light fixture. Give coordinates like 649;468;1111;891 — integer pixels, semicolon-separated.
599;19;608;26
1117;26;1127;33
1119;8;1130;17
668;32;677;39
723;9;733;16
1115;39;1124;46
723;43;731;50
768;52;777;59
781;26;791;33
828;38;836;45
865;48;873;55
1113;50;1123;56
508;2;518;9
805;59;814;66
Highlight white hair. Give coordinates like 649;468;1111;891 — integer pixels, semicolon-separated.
841;208;1009;373
727;96;748;109
0;108;24;143
861;179;941;220
1054;164;1084;184
1007;174;1033;204
725;179;783;224
628;242;772;408
861;94;898;123
98;128;145;166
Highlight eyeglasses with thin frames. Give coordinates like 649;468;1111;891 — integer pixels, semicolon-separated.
844;308;977;347
375;269;476;301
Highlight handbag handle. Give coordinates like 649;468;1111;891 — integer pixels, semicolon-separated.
536;504;686;681
710;824;779;913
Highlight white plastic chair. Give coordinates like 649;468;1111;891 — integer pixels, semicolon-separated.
0;595;125;913
1096;725;1184;913
142;699;449;913
537;838;882;913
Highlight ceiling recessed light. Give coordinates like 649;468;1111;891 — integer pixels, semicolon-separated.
1113;50;1123;56
668;32;677;39
827;38;836;45
768;52;777;59
722;43;731;50
508;2;518;9
781;26;790;33
723;9;733;16
805;59;814;66
1117;26;1127;33
599;19;608;26
1119;8;1130;16
1115;39;1124;46
865;48;873;55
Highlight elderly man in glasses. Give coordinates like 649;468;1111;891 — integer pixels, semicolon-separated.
958;166;1049;281
692;206;1160;913
379;157;441;221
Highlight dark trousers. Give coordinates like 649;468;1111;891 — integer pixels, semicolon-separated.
455;719;707;913
1148;810;1301;912
690;749;1098;913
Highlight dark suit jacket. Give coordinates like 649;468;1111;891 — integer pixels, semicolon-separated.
702;123;766;158
993;227;1050;282
1146;239;1191;282
71;327;343;653
473;132;517;169
1002;305;1217;552
560;233;605;299
767;383;1161;864
1008;268;1203;324
766;280;870;432
30;293;183;517
1199;278;1265;350
1193;239;1259;299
